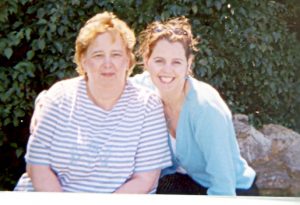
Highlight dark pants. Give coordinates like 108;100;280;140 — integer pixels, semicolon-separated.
157;173;259;196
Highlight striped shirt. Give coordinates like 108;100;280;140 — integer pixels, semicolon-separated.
14;76;172;193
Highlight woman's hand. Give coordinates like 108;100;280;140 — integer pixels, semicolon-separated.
114;169;161;194
27;164;62;192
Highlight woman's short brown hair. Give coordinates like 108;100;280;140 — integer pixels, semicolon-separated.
137;16;199;63
74;12;136;76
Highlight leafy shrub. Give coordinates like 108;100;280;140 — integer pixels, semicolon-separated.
0;0;299;190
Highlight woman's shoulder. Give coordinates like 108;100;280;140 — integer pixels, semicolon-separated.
189;77;220;99
187;77;231;117
43;76;83;104
130;71;157;92
128;78;163;110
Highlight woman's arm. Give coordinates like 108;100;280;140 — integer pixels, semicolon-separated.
195;105;237;195
114;169;161;194
30;90;48;134
26;84;64;191
115;93;171;194
27;164;62;192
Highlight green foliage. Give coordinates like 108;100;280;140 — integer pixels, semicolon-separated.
190;0;300;130
0;0;299;190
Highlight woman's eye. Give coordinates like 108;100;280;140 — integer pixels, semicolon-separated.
155;59;164;64
112;53;122;57
173;61;182;65
94;53;104;58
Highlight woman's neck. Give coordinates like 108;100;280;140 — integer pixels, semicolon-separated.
163;96;183;138
160;80;189;111
86;81;125;111
163;93;185;114
161;80;190;138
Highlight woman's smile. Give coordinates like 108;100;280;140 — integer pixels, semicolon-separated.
159;76;175;84
146;39;189;93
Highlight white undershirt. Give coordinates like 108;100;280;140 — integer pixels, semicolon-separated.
170;135;187;174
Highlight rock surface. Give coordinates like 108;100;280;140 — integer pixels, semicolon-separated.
233;114;300;196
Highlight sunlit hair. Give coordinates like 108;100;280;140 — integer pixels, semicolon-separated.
74;11;136;76
137;16;199;64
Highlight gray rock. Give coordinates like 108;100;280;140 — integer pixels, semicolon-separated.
233;114;300;196
233;114;271;164
261;124;299;154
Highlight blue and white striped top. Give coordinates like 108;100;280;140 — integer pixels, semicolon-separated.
14;76;172;193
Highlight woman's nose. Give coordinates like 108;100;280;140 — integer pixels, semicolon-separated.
162;63;172;72
103;56;113;68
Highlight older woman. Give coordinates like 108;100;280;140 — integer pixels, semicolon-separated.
132;17;257;195
14;12;171;193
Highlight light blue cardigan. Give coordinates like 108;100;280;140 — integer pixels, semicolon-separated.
130;72;256;195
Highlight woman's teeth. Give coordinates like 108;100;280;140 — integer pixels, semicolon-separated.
159;77;174;83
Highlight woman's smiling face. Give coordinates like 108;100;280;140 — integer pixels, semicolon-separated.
145;39;190;94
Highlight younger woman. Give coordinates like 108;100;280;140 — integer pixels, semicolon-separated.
132;16;257;195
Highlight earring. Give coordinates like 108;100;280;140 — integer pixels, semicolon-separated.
185;75;189;80
84;72;88;81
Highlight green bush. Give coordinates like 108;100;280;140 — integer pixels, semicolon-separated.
0;0;299;190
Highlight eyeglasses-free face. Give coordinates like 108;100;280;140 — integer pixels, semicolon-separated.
81;32;130;92
145;39;190;95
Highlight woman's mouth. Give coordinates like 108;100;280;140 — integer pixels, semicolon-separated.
101;72;115;77
159;76;174;84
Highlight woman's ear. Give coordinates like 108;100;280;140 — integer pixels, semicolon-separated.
80;54;87;73
143;57;149;71
187;55;194;74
